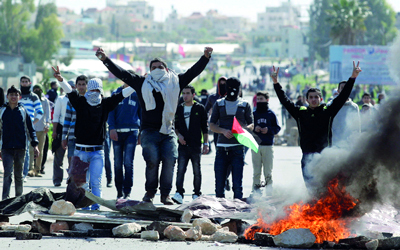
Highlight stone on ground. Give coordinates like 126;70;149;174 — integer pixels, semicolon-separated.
192;218;219;235
141;231;159;241
163;225;186;241
186;225;202;241
273;228;316;248
112;223;141;237
211;227;238;243
49;200;76;216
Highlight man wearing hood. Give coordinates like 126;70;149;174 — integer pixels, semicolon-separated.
52;66;135;210
96;47;212;205
251;91;281;196
29;84;51;177
19;76;44;179
209;77;253;200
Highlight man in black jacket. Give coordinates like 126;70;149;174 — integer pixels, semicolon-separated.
52;66;135;210
95;47;212;205
271;61;362;192
172;85;209;204
0;86;39;200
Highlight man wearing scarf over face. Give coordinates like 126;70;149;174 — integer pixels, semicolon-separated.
251;91;280;197
52;66;135;210
209;77;253;200
95;47;212;205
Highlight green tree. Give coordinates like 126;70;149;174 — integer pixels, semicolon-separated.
0;0;35;54
83;24;108;40
308;0;333;62
326;0;371;45
21;14;64;66
34;1;57;29
363;0;397;45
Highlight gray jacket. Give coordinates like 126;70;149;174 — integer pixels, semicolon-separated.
34;97;51;132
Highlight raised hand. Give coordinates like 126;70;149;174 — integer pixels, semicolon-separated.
204;47;213;59
96;47;107;61
351;61;362;78
51;66;63;82
270;66;280;84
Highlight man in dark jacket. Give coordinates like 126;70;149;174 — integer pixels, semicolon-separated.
0;86;39;200
172;85;208;204
251;91;280;196
95;46;212;205
271;61;362;192
52;66;135;210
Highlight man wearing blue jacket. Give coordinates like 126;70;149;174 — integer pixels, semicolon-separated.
251;91;281;196
108;83;141;199
0;86;39;200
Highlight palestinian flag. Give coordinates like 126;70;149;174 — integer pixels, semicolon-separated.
232;117;259;153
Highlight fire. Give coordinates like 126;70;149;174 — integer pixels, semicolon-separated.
244;178;358;243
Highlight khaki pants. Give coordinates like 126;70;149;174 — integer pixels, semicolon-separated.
251;145;274;189
34;131;46;172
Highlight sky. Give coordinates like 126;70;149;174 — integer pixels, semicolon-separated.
53;0;400;22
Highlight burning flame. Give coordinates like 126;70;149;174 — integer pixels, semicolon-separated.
245;178;357;243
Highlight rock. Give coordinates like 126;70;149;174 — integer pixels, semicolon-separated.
32;220;51;235
186;226;202;241
62;230;89;237
377;237;400;249
192;218;219;235
181;209;193;223
211;227;238;243
237;235;254;244
50;222;69;233
71;223;93;231
254;232;275;247
333;243;351;249
163;225;186;241
366;239;379;250
141;231;159;241
322;241;336;249
200;235;212;241
221;219;250;235
273;228;316;248
15;232;42;240
112;223;141;237
1;224;31;232
0;231;16;237
146;221;171;239
49;200;76;216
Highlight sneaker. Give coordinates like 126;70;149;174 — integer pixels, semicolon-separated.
142;192;155;202
160;195;174;205
35;173;43;177
107;181;113;188
23;176;27;183
172;193;183;204
225;179;231;191
27;170;35;177
54;183;61;187
40;169;45;175
192;194;200;200
117;196;123;200
123;194;130;199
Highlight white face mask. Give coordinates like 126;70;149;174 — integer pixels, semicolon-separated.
150;68;168;82
85;91;102;106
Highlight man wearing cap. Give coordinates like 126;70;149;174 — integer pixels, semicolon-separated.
52;80;74;186
209;77;253;200
27;84;51;177
52;66;135;210
95;47;212;205
19;76;44;179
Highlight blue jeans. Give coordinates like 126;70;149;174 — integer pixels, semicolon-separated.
2;149;25;200
141;129;178;196
23;145;29;177
112;130;138;197
214;145;245;199
104;132;112;183
74;149;104;210
176;145;202;196
67;139;76;158
301;153;318;192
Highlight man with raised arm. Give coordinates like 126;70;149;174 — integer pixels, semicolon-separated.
271;61;362;192
52;66;135;210
95;47;212;205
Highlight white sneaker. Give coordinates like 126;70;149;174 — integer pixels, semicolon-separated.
23;176;27;183
192;194;199;200
172;192;183;204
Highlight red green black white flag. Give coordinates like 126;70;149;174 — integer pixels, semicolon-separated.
232;117;259;153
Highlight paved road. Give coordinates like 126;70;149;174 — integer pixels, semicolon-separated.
0;93;306;249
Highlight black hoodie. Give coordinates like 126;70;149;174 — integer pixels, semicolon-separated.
205;76;227;114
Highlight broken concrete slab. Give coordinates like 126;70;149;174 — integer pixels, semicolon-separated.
186;225;202;241
1;224;31;232
50;221;69;233
15;232;42;240
146;221;171;239
32;219;51;235
181;209;193;223
49;200;76;216
71;222;93;231
377;237;400;249
211;227;238;243
141;231;159;241
164;225;186;241
192;218;220;235
112;223;142;237
273;228;316;248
